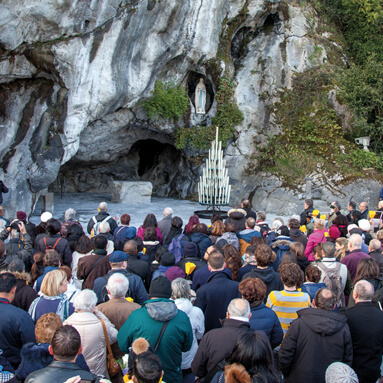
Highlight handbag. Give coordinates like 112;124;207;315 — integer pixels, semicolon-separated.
99;317;121;377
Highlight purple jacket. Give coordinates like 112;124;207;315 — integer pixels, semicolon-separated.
341;250;370;282
305;230;327;261
136;226;163;244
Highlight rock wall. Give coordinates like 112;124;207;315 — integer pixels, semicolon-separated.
1;0;379;217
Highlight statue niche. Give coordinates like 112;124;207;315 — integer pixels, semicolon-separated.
195;78;206;114
188;73;214;116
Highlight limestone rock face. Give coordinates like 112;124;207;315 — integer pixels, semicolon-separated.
0;0;372;217
110;181;152;204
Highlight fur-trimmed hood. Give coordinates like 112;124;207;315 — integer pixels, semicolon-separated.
228;208;247;219
0;269;31;282
271;238;293;249
224;363;251;383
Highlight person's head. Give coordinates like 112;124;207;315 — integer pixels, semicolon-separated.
132;237;144;252
74;235;94;254
322;242;336;258
0;240;6;259
109;250;129;269
46;218;62;235
35;313;63;344
183;242;199;258
305;199;313;209
123;240;138;255
149;276;172;299
73;289;97;312
64;208;76;222
348;234;363;251
163;207;173;218
184;214;200;234
250;236;267;248
50;325;82;362
40;269;68;296
358;219;371;233
313;288;335;311
289;242;305;259
66;223;84;243
353;280;374;302
58;265;72;282
160;252;175;267
359;201;368;211
369;238;381;252
0;272;17;301
354;257;380;284
143;227;157;241
107;272;130;299
351;210;362;225
245;217;256;229
0;206;4;216
314;218;325;231
279;263;303;288
171;277;191;300
120;214;131;225
271;220;283;232
257;211;266;222
335;237;348;251
313;243;323;260
44;250;61;267
241;198;251;208
227;298;250;319
222;244;242;281
244;245;256;259
170;216;183;229
98;221;110;234
40;211;53;224
132;351;163;383
211;220;225;236
379;201;383;210
98;202;108;212
278;251;297;270
255;244;273;267
347;201;356;212
211;214;223;225
142;214;158;229
93;235;108;250
326;362;359;383
332;215;348;237
192;223;208;235
276;225;290;237
330;201;341;212
288;218;300;230
8;259;25;273
305;265;322;283
207;252;225;271
239;278;267;304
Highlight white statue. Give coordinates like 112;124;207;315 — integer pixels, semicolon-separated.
195;78;206;114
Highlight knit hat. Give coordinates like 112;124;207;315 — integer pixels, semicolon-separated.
358;219;371;232
183;242;199;258
149;276;172;299
109;250;129;263
40;211;52;222
328;226;340;240
16;211;27;221
325;362;358;383
160;252;175;267
165;266;185;282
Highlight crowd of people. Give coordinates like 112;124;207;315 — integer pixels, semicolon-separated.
0;196;383;383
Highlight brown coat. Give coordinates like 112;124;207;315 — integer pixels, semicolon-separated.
97;298;141;358
77;251;111;290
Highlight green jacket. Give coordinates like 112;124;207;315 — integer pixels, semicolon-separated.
117;298;193;383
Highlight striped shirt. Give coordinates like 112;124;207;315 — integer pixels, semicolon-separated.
267;290;311;335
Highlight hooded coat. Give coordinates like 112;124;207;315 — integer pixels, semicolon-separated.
224;209;247;232
279;307;353;383
117;298;193;383
7;271;38;312
270;236;294;270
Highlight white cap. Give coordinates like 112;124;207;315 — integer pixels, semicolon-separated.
40;211;53;222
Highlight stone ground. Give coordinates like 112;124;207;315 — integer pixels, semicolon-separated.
29;193;291;230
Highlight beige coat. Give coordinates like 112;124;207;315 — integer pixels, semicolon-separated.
64;310;117;378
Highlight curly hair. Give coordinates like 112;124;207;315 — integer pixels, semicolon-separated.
239;278;267;304
255;245;273;267
279;263;304;288
305;265;322;283
223;244;242;281
35;313;63;344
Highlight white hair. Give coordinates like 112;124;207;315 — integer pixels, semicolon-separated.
99;221;110;233
271;220;283;231
107;273;129;298
73;289;97;311
370;239;381;251
171;278;191;300
290;214;300;221
379;201;383;209
164;207;173;218
65;208;76;221
98;202;108;211
358;219;371;232
349;234;363;249
355;280;374;301
228;298;250;318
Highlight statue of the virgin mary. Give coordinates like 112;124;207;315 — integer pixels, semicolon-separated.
195;78;206;114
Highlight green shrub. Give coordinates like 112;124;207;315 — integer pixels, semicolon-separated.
143;81;189;120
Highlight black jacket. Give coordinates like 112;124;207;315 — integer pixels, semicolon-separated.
279;307;353;383
343;302;383;383
36;234;72;266
0;230;33;266
194;271;241;333
0;180;8;204
127;254;151;290
25;360;99;383
369;250;383;277
87;211;117;235
300;206;314;226
224;209;247;232
242;207;257;221
242;266;283;302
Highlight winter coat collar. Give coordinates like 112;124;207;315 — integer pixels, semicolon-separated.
206;270;232;283
220;318;251;329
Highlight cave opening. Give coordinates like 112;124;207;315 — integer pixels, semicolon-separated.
187;72;214;114
262;13;281;35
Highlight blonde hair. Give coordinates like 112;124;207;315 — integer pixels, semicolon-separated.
40;269;67;296
314;218;325;231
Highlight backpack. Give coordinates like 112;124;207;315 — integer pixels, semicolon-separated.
317;262;345;307
91;216;113;238
167;234;186;263
43;236;62;250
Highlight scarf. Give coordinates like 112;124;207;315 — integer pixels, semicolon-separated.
28;293;70;322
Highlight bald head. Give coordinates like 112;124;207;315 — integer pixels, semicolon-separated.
227;298;250;319
98;202;108;212
354;280;374;302
369;239;381;252
314;288;335;311
349;234;363;250
123;240;137;255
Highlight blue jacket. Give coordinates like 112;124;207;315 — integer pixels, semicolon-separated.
93;269;149;305
190;233;213;258
270;236;294;271
194;271;241;332
249;303;283;348
0;298;36;368
191;266;232;291
35;266;58;292
301;283;327;301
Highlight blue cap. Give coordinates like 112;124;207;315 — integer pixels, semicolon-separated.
109;250;128;263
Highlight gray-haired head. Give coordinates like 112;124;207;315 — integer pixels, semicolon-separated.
227;298;250;319
171;278;191;300
271;220;283;231
349;234;363;250
332;201;341;211
73;289;97;311
369;239;381;251
98;202;108;212
163;207;173;218
322;242;335;258
107;273;129;299
64;208;76;222
99;221;110;234
8;259;25;273
354;280;374;302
